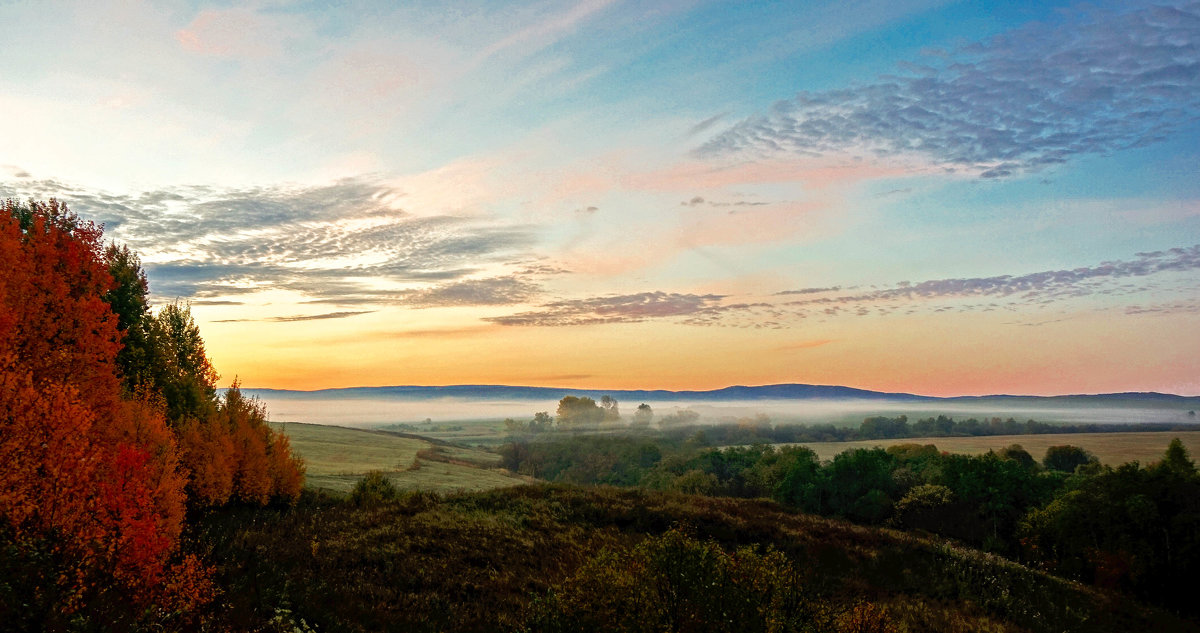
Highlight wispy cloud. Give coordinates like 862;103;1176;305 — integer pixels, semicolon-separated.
782;245;1200;312
216;310;374;323
698;2;1200;177
403;276;542;307
775;286;845;296
486;291;727;326
3;177;543;305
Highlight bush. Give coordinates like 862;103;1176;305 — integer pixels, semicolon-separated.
349;471;400;506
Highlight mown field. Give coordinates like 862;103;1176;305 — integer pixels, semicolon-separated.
274;422;526;493
794;430;1200;463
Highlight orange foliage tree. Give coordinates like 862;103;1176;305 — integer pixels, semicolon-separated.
0;200;211;626
177;383;305;507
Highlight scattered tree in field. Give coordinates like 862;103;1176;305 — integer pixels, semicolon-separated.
631;403;654;428
600;395;620;422
531;411;554;432
556;396;606;429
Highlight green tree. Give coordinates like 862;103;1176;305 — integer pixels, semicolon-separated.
998;444;1038;470
891;484;956;533
823;448;897;523
531;411;554;433
148;301;220;423
103;243;154;393
556;396;605;429
1042;445;1097;473
1158;437;1195;475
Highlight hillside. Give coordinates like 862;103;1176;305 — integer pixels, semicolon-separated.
190;485;1198;632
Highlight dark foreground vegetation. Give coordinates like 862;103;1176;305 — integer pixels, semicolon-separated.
191;483;1195;632
501;427;1200;618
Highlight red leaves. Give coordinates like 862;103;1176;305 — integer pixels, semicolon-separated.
0;200;121;415
0;199;207;618
0;198;303;623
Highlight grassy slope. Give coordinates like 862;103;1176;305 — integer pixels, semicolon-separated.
190;485;1198;633
790;430;1200;463
274;422;525;493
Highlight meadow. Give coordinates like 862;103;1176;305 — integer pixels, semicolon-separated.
274;422;525;493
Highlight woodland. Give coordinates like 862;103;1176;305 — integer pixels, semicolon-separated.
2;197;1199;632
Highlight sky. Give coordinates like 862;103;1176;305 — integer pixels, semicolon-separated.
2;0;1199;396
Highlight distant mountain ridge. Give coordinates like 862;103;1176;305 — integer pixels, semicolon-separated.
242;383;1200;404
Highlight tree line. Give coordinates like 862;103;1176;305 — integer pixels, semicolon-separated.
0;199;304;629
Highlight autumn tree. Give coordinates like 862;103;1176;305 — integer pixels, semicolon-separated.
0;199;210;626
178;383;303;507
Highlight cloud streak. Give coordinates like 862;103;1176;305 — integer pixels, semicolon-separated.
486;291;727;326
781;245;1200;315
698;2;1200;177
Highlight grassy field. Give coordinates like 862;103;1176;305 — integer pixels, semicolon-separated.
273;422;526;493
795;430;1200;464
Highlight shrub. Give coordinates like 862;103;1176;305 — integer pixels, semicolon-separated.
349;471;400;506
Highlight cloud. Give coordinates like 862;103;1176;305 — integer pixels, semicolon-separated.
680;196;769;208
4;177;540;305
2;165;31;179
775;286;844;296
697;2;1200;176
403;276;542;307
1125;300;1200;315
486;291;727;326
777;339;835;351
687;112;729;137
782;245;1200;311
216;311;375;323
